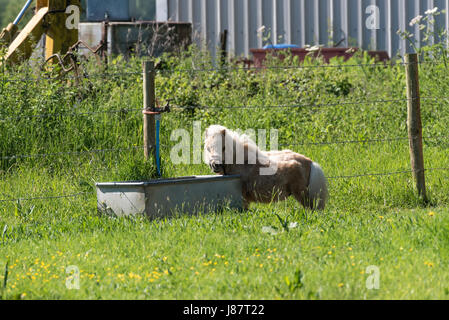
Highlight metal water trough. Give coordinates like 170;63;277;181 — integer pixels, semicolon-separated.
96;175;243;218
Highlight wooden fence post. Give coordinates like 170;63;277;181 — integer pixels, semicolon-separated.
143;60;156;160
405;53;428;202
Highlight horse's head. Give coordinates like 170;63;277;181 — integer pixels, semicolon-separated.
204;125;227;174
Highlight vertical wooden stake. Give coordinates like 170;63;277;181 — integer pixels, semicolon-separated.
405;53;428;202
143;60;156;160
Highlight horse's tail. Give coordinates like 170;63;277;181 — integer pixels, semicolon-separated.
308;162;328;210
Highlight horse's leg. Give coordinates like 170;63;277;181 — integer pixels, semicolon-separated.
292;189;310;209
240;180;252;211
284;161;312;209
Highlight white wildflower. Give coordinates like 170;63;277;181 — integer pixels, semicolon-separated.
425;7;438;15
409;15;423;27
257;26;266;33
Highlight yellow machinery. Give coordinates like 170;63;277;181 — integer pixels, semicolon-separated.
0;0;80;65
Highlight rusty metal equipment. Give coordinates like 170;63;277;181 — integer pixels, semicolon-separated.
40;38;107;79
0;0;81;66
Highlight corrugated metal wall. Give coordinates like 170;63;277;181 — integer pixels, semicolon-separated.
157;0;449;59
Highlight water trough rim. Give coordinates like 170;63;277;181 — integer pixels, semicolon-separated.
95;175;241;187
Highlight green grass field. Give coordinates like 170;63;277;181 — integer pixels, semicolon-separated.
1;50;449;299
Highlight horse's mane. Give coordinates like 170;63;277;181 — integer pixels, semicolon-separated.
206;125;270;164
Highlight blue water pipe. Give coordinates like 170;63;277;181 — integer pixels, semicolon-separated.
155;116;161;177
13;0;33;26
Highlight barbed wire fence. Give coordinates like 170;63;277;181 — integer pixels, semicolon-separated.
0;55;448;204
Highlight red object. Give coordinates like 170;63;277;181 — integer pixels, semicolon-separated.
142;110;161;115
250;47;390;68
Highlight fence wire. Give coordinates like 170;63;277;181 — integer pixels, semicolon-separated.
0;71;143;83
2;167;448;203
1;95;447;121
172;95;449;111
0;108;142;121
157;61;413;74
0;58;437;84
2;132;448;161
1;146;144;161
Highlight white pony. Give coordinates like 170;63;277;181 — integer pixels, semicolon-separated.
204;125;328;210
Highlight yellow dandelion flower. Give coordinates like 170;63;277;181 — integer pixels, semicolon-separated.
348;247;353;251
428;211;435;217
338;283;344;288
328;251;333;255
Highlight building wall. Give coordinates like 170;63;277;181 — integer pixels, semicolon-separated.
157;0;449;60
82;0;156;22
